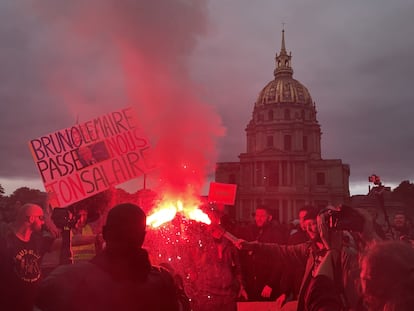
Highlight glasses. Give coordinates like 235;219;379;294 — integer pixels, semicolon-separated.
27;215;45;221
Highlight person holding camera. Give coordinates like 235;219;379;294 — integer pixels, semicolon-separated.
70;206;102;263
235;206;360;311
305;206;414;311
40;205;103;275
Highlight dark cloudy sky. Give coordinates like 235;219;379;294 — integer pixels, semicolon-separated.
1;0;413;196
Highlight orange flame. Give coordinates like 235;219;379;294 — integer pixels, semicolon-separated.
146;195;211;228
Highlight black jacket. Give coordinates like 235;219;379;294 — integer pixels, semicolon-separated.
35;248;180;311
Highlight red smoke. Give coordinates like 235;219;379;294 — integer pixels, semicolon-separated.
29;0;225;196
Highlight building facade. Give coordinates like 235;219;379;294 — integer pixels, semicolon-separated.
215;30;350;223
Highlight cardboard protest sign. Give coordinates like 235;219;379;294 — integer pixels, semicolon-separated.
208;182;237;206
29;107;154;207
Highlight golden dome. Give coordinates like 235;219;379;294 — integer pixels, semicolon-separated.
255;29;313;108
255;77;313;107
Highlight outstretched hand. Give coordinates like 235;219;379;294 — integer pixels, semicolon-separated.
239;286;248;300
261;285;272;298
234;239;258;250
234;239;246;250
275;293;287;309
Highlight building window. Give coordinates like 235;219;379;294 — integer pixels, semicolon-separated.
265;200;279;222
265;161;278;186
281;161;288;185
284;109;291;120
268;110;274;121
257;113;264;122
316;172;325;185
285;109;290;120
284;135;292;151
242;200;251;220
255;162;263;186
267;136;274;147
303;136;308;151
301;109;305;120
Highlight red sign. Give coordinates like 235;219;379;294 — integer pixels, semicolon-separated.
237;301;296;311
208;182;237;205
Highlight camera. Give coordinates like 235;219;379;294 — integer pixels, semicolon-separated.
322;205;364;232
51;207;79;229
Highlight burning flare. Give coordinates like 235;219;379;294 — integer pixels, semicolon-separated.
146;195;211;228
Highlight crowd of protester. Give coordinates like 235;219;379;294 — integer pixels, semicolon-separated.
0;198;414;311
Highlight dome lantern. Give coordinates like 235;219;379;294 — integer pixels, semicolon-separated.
274;28;293;78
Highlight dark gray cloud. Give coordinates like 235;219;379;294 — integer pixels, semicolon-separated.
1;0;413;195
191;0;414;192
0;3;73;181
0;0;220;195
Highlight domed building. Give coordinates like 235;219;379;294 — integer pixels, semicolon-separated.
215;30;350;223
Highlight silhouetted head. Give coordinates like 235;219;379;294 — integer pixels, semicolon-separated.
16;203;45;233
360;241;414;310
102;203;147;252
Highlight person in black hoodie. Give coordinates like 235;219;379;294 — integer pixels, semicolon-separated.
35;203;180;311
238;206;287;301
